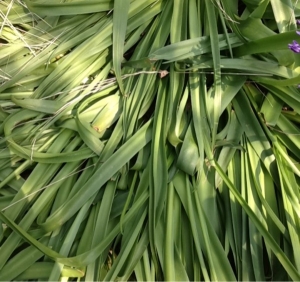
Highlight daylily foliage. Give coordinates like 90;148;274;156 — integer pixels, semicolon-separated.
1;0;300;281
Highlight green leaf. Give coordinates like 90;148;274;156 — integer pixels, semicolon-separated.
113;0;130;95
24;0;113;16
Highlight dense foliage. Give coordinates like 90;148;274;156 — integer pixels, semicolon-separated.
1;0;300;281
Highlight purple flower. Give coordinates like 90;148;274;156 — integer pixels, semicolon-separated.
297;19;300;25
297;31;300;36
288;40;300;53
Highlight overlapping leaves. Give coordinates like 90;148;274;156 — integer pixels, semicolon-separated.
1;0;300;281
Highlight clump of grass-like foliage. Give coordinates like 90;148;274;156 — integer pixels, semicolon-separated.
1;0;300;281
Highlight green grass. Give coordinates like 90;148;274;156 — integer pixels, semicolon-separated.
1;0;300;281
